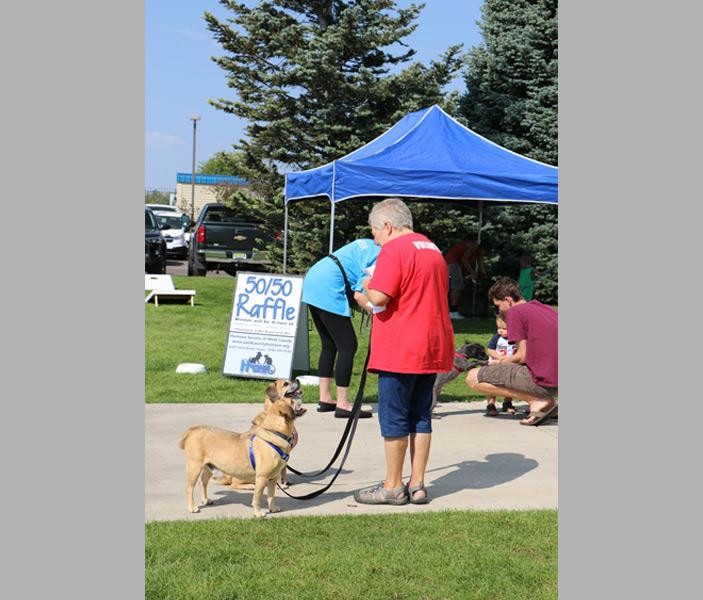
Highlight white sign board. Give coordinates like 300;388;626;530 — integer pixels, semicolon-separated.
223;272;309;379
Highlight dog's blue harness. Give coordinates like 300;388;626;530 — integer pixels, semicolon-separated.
248;433;290;469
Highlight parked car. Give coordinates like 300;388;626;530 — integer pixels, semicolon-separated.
153;210;190;259
145;203;178;213
145;207;167;274
187;203;273;276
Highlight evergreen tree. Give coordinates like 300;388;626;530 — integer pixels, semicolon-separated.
204;0;464;272
458;0;558;304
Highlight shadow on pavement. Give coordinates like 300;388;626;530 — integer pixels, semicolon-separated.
428;452;539;494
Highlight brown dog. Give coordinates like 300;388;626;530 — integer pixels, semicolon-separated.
213;378;305;489
179;378;305;517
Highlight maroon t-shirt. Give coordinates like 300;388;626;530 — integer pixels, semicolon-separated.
506;301;558;388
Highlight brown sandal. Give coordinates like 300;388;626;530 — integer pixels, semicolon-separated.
520;403;558;426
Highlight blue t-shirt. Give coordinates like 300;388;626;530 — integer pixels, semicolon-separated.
302;238;381;316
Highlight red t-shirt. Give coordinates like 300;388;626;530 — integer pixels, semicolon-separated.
368;233;454;373
505;301;558;388
444;240;468;264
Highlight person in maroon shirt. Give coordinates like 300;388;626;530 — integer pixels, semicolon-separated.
466;276;558;426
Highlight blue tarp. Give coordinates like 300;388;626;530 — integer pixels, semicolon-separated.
284;105;557;205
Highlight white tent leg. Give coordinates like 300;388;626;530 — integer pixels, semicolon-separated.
283;202;289;273
329;201;335;253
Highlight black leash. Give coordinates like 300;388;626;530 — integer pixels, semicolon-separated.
277;334;372;500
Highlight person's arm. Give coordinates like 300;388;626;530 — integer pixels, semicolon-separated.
361;274;391;307
366;288;391;307
478;254;487;276
501;339;526;364
460;243;482;280
352;290;372;312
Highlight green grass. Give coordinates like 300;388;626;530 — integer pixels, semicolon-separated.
146;510;557;600
146;277;557;597
146;275;496;404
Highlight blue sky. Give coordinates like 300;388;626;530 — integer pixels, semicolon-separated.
145;1;484;191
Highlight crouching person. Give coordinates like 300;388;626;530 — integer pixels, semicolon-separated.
466;276;558;426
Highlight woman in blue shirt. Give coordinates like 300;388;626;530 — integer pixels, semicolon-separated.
302;238;380;418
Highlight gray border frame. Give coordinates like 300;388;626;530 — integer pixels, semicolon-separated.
4;1;144;597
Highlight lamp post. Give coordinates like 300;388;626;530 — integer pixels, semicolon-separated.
189;113;201;222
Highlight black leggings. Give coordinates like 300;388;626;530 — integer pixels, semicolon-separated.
309;306;358;387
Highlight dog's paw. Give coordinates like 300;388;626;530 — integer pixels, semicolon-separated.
268;505;281;514
279;480;291;489
203;498;214;506
189;506;200;513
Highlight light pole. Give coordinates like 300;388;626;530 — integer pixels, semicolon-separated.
189;113;201;222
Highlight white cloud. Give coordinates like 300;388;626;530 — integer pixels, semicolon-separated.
146;132;184;146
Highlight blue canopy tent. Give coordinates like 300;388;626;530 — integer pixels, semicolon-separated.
282;104;558;270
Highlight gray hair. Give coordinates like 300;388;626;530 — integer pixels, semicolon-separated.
368;198;413;230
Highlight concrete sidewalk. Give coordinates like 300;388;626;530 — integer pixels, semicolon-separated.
146;400;557;522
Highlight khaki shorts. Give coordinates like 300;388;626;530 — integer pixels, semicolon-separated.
448;262;464;290
477;363;557;400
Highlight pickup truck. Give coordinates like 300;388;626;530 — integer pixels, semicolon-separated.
186;203;273;276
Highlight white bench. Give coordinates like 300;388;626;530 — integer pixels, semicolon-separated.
144;274;196;306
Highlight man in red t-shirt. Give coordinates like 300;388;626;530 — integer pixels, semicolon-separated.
444;238;487;318
354;198;454;506
466;276;558;426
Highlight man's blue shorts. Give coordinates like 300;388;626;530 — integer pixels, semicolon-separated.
377;371;437;437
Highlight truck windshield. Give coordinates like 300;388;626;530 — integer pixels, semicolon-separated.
156;215;184;229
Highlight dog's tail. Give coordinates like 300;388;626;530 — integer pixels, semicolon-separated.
178;426;200;449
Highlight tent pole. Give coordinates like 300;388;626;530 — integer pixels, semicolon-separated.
472;201;484;316
329;161;337;253
329;201;335;253
283;201;289;273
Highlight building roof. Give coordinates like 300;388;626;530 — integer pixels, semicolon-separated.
176;173;248;186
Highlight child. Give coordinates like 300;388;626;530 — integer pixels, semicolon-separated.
484;315;516;416
518;254;537;301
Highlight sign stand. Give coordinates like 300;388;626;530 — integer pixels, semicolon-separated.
222;272;309;380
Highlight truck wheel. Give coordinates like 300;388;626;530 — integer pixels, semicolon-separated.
188;254;206;276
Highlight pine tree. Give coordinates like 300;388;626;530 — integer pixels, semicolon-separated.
204;0;464;272
458;0;558;304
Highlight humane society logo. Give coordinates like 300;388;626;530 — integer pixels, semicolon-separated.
241;351;276;375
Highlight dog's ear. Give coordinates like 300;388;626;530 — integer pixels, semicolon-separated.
266;383;279;402
280;402;295;422
270;400;295;424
